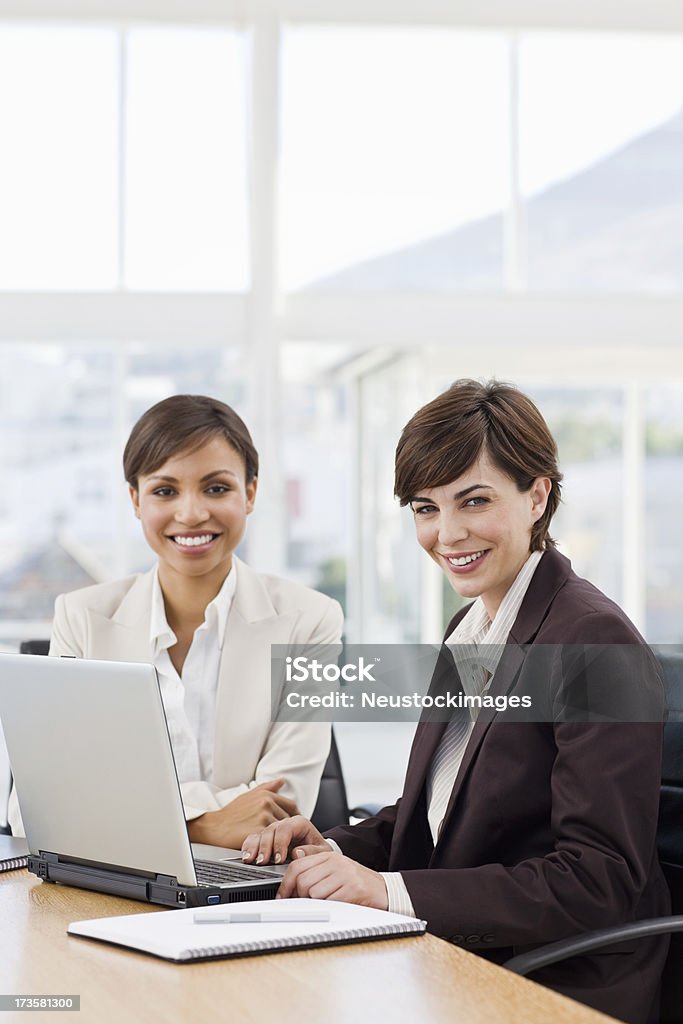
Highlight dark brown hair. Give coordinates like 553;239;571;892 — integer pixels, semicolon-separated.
123;395;258;489
394;379;563;551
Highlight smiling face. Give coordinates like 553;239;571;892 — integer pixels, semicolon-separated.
410;454;551;619
130;435;257;589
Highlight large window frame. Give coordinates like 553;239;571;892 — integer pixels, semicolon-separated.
0;0;682;643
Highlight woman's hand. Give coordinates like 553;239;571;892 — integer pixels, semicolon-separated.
277;849;388;909
241;814;328;864
187;779;299;850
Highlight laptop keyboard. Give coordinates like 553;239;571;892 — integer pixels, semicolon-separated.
194;858;282;886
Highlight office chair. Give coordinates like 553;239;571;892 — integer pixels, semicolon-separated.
18;640;374;833
310;729;381;832
19;640;51;656
504;649;683;1024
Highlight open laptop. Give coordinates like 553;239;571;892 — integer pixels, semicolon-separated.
0;653;286;907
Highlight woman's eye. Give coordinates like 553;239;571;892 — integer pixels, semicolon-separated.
464;496;488;507
413;504;437;516
152;487;175;497
206;484;230;495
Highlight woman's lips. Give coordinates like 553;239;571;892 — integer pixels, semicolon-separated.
168;533;220;553
442;549;489;575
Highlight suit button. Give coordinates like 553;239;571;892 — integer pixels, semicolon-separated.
466;935;481;944
449;934;465;945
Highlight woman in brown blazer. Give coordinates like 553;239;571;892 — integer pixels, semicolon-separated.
242;380;669;1024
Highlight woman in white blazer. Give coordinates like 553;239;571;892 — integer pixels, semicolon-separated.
9;395;342;847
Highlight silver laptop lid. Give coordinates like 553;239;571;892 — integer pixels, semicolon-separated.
0;653;198;887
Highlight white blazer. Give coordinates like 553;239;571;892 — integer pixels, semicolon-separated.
8;557;343;835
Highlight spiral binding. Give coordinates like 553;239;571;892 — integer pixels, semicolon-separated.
0;856;28;873
181;921;425;960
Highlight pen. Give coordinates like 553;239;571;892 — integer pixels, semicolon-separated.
193;909;331;924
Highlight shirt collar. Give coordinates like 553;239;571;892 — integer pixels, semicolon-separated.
445;549;544;689
149;564;237;654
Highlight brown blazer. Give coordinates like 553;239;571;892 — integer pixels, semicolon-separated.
327;549;670;1024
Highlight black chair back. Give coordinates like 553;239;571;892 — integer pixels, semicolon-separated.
655;650;683;1023
311;729;350;832
19;640;50;656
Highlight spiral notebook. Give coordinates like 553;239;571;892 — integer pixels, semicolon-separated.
0;834;29;873
68;898;426;961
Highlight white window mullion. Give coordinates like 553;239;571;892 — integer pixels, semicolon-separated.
622;381;646;631
116;26;127;290
244;14;285;574
113;344;130;578
503;31;525;292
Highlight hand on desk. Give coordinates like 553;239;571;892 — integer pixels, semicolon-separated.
278;849;388;909
242;815;388;910
188;779;299;850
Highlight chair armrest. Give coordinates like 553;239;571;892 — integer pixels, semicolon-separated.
349;803;383;820
504;916;683;976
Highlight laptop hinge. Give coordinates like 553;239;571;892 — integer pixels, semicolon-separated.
28;853;184;907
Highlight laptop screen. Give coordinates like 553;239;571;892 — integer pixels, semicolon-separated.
0;654;198;886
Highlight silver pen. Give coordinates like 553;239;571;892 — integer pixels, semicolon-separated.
193;909;331;924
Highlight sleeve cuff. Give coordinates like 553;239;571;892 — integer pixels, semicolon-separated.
326;838;343;854
380;872;417;917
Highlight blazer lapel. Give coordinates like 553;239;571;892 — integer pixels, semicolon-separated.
433;641;528;852
85;570;155;663
212;559;298;776
432;548;572;856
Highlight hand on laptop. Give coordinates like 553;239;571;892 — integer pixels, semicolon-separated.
277;850;389;910
241;814;328;865
242;818;388;908
188;779;299;850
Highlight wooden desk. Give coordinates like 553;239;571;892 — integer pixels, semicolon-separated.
2;869;617;1024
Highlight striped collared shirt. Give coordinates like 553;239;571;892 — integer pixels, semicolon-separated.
381;548;544;917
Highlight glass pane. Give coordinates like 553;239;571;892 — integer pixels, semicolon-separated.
281;342;352;606
0;345;118;646
520;33;683;293
0;343;244;649
281;27;507;291
125;28;248;291
645;383;683;642
0;27;118;290
358;354;425;643
524;384;624;604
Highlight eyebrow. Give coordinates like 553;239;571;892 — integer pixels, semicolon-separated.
410;484;494;504
147;470;239;484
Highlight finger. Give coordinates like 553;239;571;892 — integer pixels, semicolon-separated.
290;857;341;899
272;795;299;816
241;831;263;860
292;844;325;858
256;819;299;864
268;804;289;823
253;778;285;793
306;876;345;901
276;852;330;899
246;815;315;865
242;822;278;863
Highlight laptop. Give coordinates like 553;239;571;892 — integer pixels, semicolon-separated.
0;653;286;907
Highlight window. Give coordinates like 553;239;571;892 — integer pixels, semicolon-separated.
0;342;245;647
280;27;507;291
520;33;683;292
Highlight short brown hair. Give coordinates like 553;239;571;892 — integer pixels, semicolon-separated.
394;379;563;551
123;395;258;489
